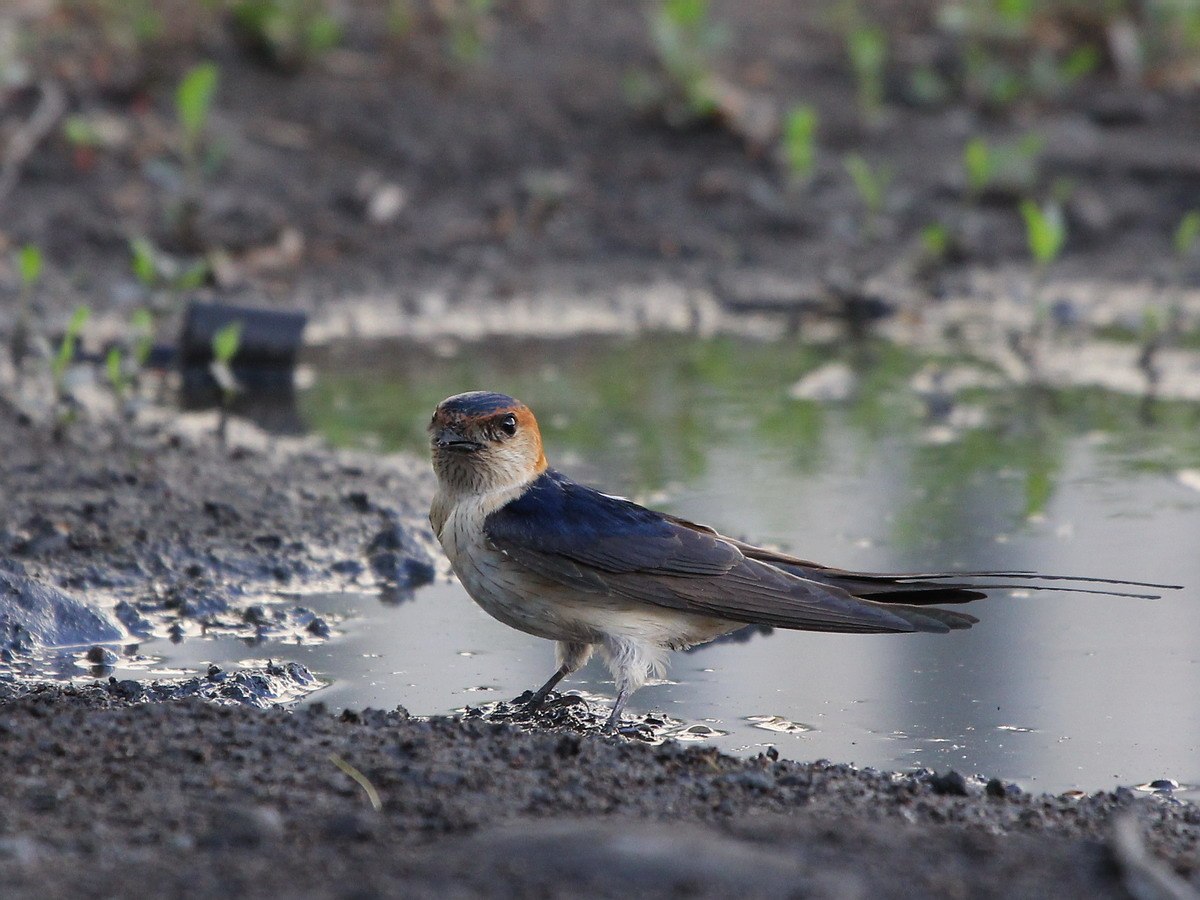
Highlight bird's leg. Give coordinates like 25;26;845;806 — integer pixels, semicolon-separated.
603;687;631;734
518;641;593;711
522;666;568;712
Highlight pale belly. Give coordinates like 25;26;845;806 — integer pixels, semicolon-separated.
436;500;739;650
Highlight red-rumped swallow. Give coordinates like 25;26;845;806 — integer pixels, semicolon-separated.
429;391;1180;732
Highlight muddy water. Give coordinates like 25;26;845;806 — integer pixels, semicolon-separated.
210;336;1200;793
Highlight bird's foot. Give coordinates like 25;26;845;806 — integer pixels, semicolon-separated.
512;688;580;715
511;688;549;712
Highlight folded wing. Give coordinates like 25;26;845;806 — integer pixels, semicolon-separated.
484;472;986;634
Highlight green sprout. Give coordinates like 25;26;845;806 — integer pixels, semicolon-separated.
844;153;891;237
174;62;220;225
93;0;162;50
130;236;157;286
637;0;727;125
106;347;128;401
129;236;209;319
782;105;818;183
963;137;993;199
920;222;951;261
62;115;101;150
962;133;1043;202
17;244;42;293
442;0;494;64
130;308;155;369
230;0;342;70
11;244;44;378
51;305;90;409
211;320;244;444
177;63;219;168
1019;199;1066;270
1174;210;1200;260
212;321;243;366
846;24;887;123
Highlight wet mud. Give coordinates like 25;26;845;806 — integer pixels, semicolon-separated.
0;686;1197;898
0;398;1197;898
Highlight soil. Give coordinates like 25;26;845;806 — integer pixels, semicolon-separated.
1;377;1199;898
1;684;1199;899
3;2;1200;896
4;0;1200;341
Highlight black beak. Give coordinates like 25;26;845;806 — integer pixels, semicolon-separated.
433;426;483;452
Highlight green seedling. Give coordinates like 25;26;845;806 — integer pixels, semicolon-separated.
131;237;157;287
230;0;342;70
844;154;892;237
95;0;163;49
11;244;44;378
1148;209;1200;376
640;0;727;125
907;65;950;106
442;0;494;64
62;115;101;149
130;308;155;369
1019;199;1066;270
107;308;157;416
782;105;818;183
847;24;887;123
1174;210;1200;260
174;62;220;231
52;306;89;391
106;347;129;402
212;321;242;367
177;63;219;171
211;320;243;445
920;222;951;262
387;0;415;37
17;244;42;296
129;237;209;320
963;133;1043;201
963;137;993;199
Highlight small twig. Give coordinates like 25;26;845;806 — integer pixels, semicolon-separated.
0;80;67;206
329;753;383;812
1109;813;1197;900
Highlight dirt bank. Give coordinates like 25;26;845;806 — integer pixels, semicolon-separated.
1;684;1198;899
0;388;1198;898
4;1;1200;343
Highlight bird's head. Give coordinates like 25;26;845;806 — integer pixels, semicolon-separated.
429;391;547;494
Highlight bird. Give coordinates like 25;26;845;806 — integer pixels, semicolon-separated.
428;390;1181;733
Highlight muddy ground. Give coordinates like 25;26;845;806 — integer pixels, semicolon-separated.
3;1;1200;896
3;0;1200;341
1;398;1199;898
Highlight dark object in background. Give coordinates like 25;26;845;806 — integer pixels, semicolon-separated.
177;302;308;434
179;301;306;373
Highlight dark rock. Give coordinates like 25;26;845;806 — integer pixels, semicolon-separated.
13;516;69;557
330;559;364;577
928;770;971;797
84;646;118;666
365;518;437;593
322;811;377;842
112;601;153;637
721;770;775;792
198;805;285;850
304;617;331;638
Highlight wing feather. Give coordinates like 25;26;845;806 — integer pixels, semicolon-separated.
484;472;976;634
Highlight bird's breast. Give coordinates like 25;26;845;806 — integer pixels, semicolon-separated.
433;491;575;642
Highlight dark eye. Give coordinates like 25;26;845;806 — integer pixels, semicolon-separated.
499;414;518;436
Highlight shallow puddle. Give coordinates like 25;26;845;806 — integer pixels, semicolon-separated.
84;336;1200;794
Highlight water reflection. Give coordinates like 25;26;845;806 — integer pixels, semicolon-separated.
290;334;1200;793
